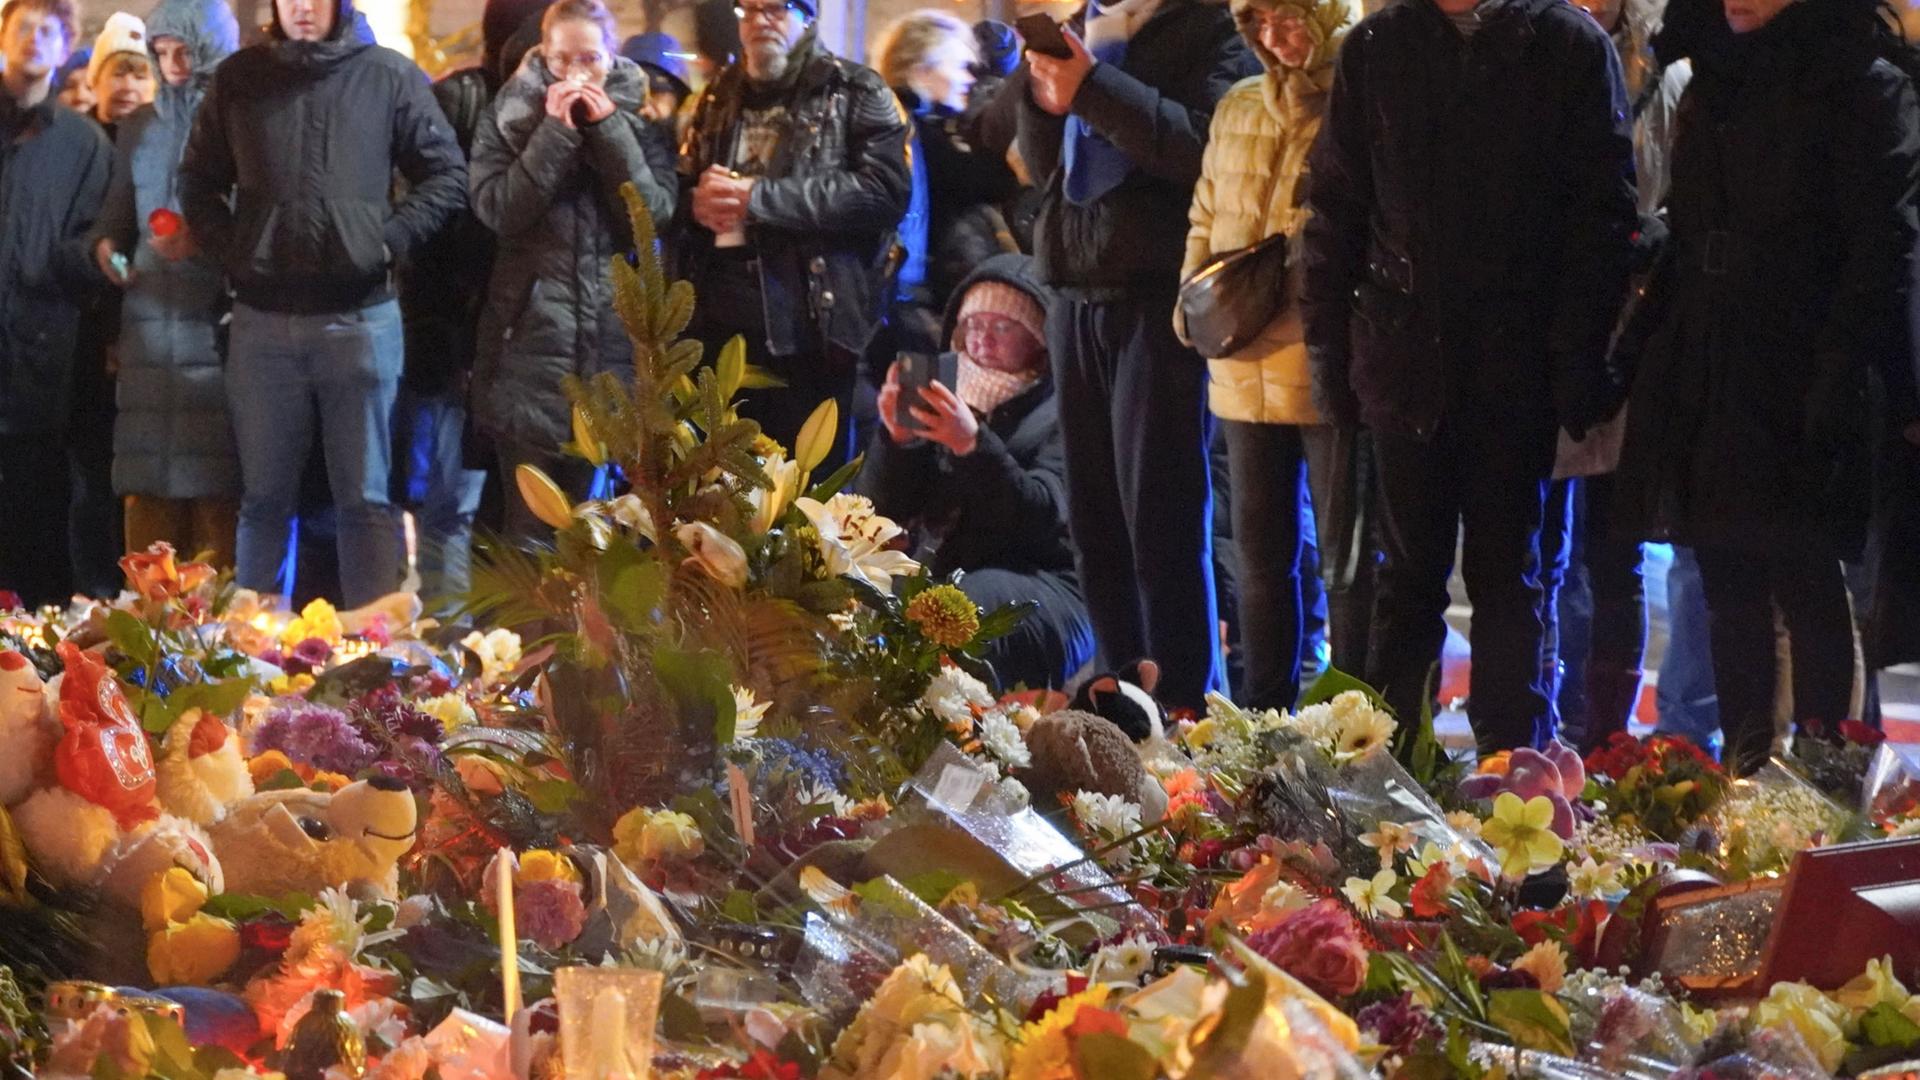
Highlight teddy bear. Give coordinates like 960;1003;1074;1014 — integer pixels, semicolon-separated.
1071;660;1169;743
206;777;419;899
1014;709;1169;824
154;708;254;826
5;644;227;909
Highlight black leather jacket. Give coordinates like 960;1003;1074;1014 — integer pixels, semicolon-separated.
672;38;913;361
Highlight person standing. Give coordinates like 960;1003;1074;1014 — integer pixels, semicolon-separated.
65;13;155;595
469;0;677;540
393;0;548;604
1303;0;1638;751
180;0;467;607
672;0;912;465
1612;0;1919;771
1018;0;1259;710
91;0;241;569
1183;0;1358;710
0;0;113;608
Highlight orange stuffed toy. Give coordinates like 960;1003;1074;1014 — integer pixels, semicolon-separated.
53;641;157;828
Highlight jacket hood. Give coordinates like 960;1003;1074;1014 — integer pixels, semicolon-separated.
940;253;1053;352
1230;0;1356;72
146;0;238;111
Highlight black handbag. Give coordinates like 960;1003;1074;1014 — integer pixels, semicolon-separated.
1175;233;1290;360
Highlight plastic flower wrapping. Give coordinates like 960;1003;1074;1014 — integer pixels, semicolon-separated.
5;186;1920;1080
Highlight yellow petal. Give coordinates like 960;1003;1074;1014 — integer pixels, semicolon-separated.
793;398;839;475
1491;791;1523;822
141;867;209;932
514;465;574;531
571;406;607;468
1521;795;1556;831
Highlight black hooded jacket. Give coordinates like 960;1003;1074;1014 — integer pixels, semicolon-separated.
180;0;467;314
1301;0;1639;440
859;254;1076;581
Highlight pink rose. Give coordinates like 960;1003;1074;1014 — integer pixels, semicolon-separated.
1246;899;1370;999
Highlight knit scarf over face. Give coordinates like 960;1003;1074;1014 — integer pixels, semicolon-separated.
954;353;1038;415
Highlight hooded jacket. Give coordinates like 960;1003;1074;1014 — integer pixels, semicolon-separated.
1183;0;1356;425
91;0;242;498
1301;0;1638;440
1015;0;1259;294
0;96;113;436
859;255;1077;581
1612;0;1920;558
179;0;467;315
469;53;677;451
672;28;914;361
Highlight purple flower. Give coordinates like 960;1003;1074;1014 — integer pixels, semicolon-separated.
288;637;333;670
1356;994;1442;1056
516;879;588;950
251;700;379;775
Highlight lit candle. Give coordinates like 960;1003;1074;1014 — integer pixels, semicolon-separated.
589;986;629;1079
497;849;522;1017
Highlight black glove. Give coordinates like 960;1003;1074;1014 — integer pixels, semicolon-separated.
1552;352;1620;441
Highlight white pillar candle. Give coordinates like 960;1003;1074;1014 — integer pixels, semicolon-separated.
497;849;522;1017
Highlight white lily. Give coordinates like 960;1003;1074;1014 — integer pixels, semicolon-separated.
674;521;749;589
795;493;918;592
748;455;803;534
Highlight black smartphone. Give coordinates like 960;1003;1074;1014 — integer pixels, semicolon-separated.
894;353;958;443
1016;13;1074;60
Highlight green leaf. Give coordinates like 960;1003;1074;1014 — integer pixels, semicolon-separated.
1072;1033;1157;1080
894;870;968;907
599;542;667;632
804;454;864;503
714;335;747;400
1488;988;1575;1057
169;677;257;722
1298;666;1388;709
653;644;737;744
199;891;315;921
104;609;157;668
721;889;758;924
257;768;306;792
660;990;706;1043
971;601;1035;645
524;778;583;815
1861;1002;1920;1049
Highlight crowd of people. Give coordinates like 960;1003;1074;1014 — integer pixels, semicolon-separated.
1;0;1918;764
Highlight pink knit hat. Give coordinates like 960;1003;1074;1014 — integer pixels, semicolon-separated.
954;280;1046;349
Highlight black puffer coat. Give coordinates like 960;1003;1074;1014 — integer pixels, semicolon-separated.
0;98;112;436
1014;0;1257;293
1301;0;1639;440
179;0;467;315
469;53;677;450
672;32;914;361
1612;1;1920;558
859;255;1075;580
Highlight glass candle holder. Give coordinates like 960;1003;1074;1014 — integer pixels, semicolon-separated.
553;966;663;1080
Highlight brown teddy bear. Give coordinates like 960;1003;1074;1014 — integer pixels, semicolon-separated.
1013;709;1168;824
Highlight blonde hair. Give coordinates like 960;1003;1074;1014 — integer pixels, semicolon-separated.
873;8;976;89
541;0;617;51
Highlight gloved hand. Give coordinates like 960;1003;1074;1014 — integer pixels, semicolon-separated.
1552;352;1621;441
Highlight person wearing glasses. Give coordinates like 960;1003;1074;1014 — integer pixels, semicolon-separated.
469;0;677;541
671;0;912;467
862;254;1093;691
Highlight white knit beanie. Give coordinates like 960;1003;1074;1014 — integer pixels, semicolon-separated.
87;13;149;86
954;280;1046;348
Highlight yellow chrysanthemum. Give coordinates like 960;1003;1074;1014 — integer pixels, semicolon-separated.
905;585;981;649
1009;984;1114;1080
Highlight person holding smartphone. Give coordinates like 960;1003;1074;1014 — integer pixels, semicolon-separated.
468;0;677;540
861;254;1093;692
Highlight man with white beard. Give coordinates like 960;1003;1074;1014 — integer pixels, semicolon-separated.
671;0;912;467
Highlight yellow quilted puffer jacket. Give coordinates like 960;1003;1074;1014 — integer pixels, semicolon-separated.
1183;0;1353;425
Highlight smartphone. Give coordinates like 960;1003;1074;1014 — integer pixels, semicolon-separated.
894;352;959;444
1016;13;1074;59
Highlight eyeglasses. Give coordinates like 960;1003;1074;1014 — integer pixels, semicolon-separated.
734;1;801;22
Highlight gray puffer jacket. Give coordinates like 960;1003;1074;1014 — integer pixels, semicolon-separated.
469;52;676;450
94;0;241;498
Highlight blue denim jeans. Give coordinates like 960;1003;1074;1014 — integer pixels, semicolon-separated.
228;301;404;607
1655;545;1722;752
394;387;485;609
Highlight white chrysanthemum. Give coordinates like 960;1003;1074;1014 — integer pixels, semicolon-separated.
796;781;857;818
1070;791;1142;837
1090;937;1156;983
418;692;477;734
921;666;994;730
977;710;1031;769
461;627;523;686
1288;702;1338;744
1567;857;1624;899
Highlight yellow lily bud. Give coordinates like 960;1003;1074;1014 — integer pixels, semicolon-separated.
571;406;607;467
794;398;839;475
514;465;574;531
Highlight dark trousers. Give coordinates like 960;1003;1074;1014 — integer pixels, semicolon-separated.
1303;424;1377;682
0;434;72;607
68;392;123;598
1369;419;1556;752
1049;288;1223;708
690;253;856;473
1540;474;1647;751
959;566;1096;692
1222;420;1311;709
1694;544;1855;773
